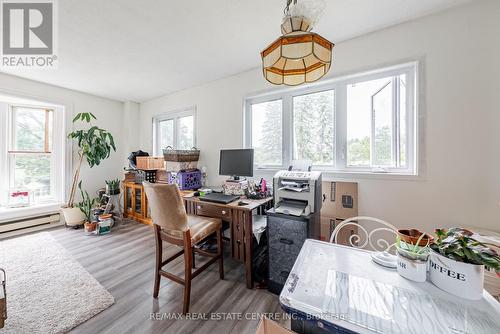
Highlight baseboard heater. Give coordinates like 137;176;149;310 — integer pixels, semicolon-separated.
0;213;61;239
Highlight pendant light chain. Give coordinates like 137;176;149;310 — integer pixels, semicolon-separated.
284;0;298;16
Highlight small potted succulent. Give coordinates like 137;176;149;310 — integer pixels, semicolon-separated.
429;228;500;300
76;181;99;235
396;231;430;283
105;179;121;195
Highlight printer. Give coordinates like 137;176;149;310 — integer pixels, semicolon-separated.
273;170;322;216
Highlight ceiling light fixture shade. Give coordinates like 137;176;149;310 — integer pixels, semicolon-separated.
261;2;334;86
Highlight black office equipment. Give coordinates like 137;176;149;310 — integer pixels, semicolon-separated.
267;208;320;295
219;149;254;180
199;192;240;204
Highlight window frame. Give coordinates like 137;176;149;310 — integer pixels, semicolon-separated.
152;106;197;156
0;101;66;206
244;62;417;175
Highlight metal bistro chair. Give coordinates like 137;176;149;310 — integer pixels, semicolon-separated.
143;182;224;314
329;216;398;252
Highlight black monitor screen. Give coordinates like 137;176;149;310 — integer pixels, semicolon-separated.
219;149;254;177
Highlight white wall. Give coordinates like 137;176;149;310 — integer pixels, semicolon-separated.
139;0;499;232
0;72;125;201
122;101;141;164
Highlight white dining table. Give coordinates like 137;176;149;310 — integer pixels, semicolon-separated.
279;239;500;334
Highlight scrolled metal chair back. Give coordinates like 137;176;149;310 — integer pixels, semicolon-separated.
329;216;398;252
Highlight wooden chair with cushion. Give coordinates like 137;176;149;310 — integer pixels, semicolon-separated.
143;182;224;314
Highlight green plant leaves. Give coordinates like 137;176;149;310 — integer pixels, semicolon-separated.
68;113;116;168
76;181;98;222
432;227;500;272
72;112;97;123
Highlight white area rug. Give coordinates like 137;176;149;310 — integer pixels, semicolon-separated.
0;232;114;333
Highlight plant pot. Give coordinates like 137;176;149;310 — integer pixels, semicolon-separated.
84;221;97;233
397;250;428;283
429;249;484;300
61;207;85;226
397;229;433;246
106;185;120;196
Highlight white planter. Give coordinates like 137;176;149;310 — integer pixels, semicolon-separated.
61;207;85;226
397;253;427;283
429;250;484;300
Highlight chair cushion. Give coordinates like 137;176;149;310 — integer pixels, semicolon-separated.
163;215;221;245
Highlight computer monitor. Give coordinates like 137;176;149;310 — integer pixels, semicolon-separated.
219;149;254;180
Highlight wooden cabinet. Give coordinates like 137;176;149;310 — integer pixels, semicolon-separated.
123;182;152;225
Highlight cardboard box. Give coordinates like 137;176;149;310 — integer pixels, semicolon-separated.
255;317;294;334
136;156;164;170
320;216;358;246
321;181;358;219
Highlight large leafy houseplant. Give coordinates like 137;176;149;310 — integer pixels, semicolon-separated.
66;112;116;207
431;228;500;275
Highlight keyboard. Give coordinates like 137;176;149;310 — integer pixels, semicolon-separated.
199;193;240;204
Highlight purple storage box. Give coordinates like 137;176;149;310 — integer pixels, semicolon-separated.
168;169;202;190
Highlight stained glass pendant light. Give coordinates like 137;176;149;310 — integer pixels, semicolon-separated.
261;0;334;86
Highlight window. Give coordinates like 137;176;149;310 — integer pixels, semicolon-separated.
153;107;196;155
245;62;417;175
0;101;66;206
249;100;283;166
293;90;334;166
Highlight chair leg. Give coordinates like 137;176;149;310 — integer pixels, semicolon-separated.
217;228;224;280
192;247;196;269
153;225;162;299
183;232;193;314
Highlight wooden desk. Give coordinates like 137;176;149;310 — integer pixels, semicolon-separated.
123;182;273;289
184;196;272;289
280;239;500;334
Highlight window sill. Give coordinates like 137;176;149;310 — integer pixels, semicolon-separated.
0;202;64;223
254;168;424;182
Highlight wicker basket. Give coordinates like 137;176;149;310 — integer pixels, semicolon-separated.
163;146;200;162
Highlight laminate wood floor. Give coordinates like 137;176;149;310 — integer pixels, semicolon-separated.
48;221;287;334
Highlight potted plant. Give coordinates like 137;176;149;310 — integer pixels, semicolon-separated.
429;227;500;300
61;112;116;227
397;228;433;246
77;181;98;234
395;232;430;283
105;179;121;195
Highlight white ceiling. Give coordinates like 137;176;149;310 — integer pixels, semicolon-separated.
1;0;473;102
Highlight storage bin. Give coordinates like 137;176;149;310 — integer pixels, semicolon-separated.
136;156;164;170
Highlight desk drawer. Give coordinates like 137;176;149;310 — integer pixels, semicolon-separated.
195;202;232;222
